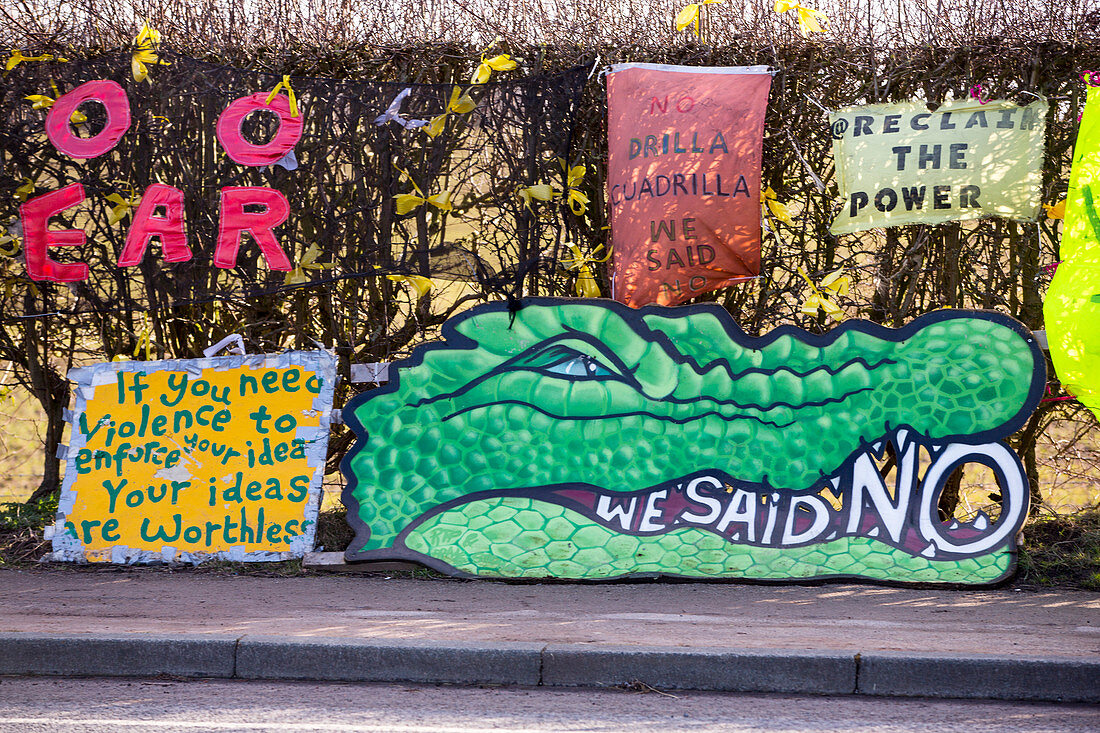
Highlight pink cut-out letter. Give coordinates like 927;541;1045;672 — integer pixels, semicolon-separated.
20;183;89;282
46;80;131;159
118;184;192;267
215;92;303;166
215;187;292;270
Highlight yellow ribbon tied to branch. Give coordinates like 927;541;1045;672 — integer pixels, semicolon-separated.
518;183;557;212
284;242;334;285
14;178;35;202
1043;199;1066;220
471;53;517;85
133;313;154;361
132;21;169;84
387;274;435;298
426;86;476;138
0;221;21;257
676;0;723;39
774;0;828;36
393;167;453;215
105;191;141;226
25;80;87;123
559;158;590;216
6;49;65;70
24;93;54;110
797;266;849;319
266;75;300;117
561;243;612;298
395;189;452;215
762;187;794;226
519;160;590;216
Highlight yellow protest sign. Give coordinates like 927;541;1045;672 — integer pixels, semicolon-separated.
1045;85;1100;421
829;98;1047;234
49;352;336;563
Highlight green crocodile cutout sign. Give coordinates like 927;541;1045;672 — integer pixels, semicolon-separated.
341;299;1044;584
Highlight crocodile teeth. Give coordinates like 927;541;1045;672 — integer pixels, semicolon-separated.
973;512;989;531
895;428;910;451
828;476;841;490
867;526;880;538
921;542;937;558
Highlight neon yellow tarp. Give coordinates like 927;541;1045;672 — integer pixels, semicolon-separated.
1045;86;1100;421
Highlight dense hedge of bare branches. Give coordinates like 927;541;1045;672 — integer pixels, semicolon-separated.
3;1;1098;49
0;0;1097;512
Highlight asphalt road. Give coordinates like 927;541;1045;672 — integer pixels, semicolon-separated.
0;678;1097;733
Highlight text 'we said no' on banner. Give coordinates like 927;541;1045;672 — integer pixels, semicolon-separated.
607;64;772;307
830;98;1047;234
49;352;336;563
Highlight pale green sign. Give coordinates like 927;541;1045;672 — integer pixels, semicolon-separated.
830;98;1047;234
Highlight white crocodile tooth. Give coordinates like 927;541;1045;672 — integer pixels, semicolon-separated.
872;440;883;454
868;526;880;538
921;542;937;558
825;531;837;540
730;532;740;541
828;475;841;490
771;493;780;503
895;428;909;451
949;520;960;530
973;512;989;531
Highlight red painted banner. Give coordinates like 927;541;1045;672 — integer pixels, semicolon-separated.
607;64;772;307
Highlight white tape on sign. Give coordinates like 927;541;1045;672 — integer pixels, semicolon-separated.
351;362;390;383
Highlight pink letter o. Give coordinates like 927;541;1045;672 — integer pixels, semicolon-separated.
215;92;303;166
46;80;131;158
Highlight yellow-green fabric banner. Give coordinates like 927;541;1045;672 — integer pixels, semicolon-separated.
1045;85;1100;421
829;98;1047;234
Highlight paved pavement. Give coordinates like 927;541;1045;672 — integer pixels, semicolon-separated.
1;567;1097;701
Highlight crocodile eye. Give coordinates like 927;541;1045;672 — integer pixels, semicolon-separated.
544;355;613;378
506;341;623;381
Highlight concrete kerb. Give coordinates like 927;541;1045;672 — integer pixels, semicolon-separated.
236;636;544;685
857;651;1100;703
0;633;238;679
1;632;1097;702
542;645;855;695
